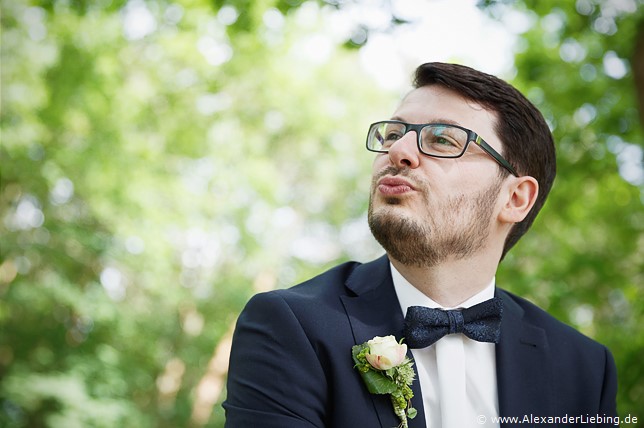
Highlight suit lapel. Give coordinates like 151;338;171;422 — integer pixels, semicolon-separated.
495;289;555;426
340;256;426;428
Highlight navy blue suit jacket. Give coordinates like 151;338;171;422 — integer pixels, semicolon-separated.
223;256;617;427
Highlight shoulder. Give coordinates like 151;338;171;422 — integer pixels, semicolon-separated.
497;289;618;415
239;256;393;345
498;288;611;356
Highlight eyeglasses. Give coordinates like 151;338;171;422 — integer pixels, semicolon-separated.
366;121;518;176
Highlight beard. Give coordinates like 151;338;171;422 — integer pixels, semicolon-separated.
368;167;502;267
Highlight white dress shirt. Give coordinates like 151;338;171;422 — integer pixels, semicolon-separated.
391;263;500;428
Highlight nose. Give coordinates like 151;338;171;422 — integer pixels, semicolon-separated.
387;130;421;169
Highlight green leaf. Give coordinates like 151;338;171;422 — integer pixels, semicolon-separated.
358;368;398;395
407;407;417;419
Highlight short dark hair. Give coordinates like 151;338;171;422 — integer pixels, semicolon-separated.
413;62;556;259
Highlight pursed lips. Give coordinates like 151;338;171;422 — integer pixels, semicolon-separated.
377;176;416;195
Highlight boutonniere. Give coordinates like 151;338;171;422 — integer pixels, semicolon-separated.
352;335;417;428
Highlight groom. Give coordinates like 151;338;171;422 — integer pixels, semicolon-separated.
223;62;618;427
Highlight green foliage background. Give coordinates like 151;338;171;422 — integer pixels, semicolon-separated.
1;0;642;426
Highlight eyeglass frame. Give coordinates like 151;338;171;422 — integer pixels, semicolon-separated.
366;120;519;177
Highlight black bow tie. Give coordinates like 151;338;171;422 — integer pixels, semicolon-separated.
403;297;503;349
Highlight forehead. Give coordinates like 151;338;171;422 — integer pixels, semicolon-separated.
394;85;499;141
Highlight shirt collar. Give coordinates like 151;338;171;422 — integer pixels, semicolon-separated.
391;262;496;315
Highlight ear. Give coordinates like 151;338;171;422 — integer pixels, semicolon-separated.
498;176;539;224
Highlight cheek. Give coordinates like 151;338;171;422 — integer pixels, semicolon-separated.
372;154;388;170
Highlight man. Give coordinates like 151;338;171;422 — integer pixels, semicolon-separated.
223;62;618;427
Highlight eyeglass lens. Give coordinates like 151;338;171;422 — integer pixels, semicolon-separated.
368;122;468;156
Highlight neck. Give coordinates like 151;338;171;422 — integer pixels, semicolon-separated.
389;252;499;308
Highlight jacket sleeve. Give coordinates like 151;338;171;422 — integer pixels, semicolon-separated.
599;346;618;417
223;291;328;427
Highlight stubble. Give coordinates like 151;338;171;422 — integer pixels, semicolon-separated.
368;167;502;267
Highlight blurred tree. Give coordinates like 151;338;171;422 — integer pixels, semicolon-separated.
1;0;642;427
634;22;644;124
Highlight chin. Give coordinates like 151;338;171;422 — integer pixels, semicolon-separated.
370;203;416;226
368;193;417;227
381;196;403;206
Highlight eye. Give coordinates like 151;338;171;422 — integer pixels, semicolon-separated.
426;129;459;147
434;136;457;146
421;125;467;154
384;130;403;142
380;127;404;148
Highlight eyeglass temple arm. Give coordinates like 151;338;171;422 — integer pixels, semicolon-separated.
474;136;519;177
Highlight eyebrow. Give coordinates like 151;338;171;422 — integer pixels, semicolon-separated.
389;115;462;126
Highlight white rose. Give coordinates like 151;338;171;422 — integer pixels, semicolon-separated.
365;335;407;370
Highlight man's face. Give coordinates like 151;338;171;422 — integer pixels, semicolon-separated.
368;85;508;267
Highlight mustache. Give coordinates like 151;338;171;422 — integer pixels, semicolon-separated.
373;166;422;185
375;166;402;180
